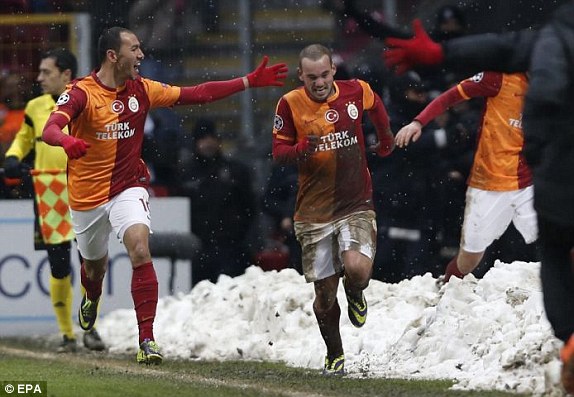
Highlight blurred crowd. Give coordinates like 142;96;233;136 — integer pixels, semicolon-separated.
0;1;540;286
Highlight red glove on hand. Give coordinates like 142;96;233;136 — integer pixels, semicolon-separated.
384;19;444;75
61;135;90;159
296;135;319;156
246;56;289;87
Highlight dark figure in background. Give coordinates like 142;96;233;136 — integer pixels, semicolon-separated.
260;163;301;273
371;71;443;282
383;4;574;391
141;108;183;195
343;0;468;95
178;118;256;286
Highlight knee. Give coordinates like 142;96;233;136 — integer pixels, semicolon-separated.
345;265;372;290
128;239;152;266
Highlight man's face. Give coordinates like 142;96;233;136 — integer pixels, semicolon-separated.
196;135;220;158
115;31;144;80
37;57;69;96
298;54;336;102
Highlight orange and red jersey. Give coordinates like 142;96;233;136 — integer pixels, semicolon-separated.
52;71;180;210
416;71;531;191
273;79;388;223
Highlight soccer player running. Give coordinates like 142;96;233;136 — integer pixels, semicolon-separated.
272;44;394;375
383;5;574;391
394;71;537;283
41;27;288;364
3;49;105;353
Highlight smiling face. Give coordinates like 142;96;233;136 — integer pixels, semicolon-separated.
298;54;336;102
114;31;144;81
37;57;70;96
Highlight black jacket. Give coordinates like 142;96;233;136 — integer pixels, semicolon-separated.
442;1;574;226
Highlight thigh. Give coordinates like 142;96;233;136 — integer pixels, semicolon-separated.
70;206;111;261
335;210;377;262
295;221;341;283
109;187;151;243
512;186;538;244
460;188;514;253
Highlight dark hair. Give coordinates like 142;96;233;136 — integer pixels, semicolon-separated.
436;5;466;28
97;26;132;63
42;48;78;79
193;117;218;140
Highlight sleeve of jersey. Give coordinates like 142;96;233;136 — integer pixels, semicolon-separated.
414;85;466;126
457;71;503;99
272;98;299;164
369;93;395;157
42;87;86;145
143;78;181;107
176;78;246;105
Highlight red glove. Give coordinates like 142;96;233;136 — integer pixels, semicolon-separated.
384;19;444;75
246;56;289;87
296;135;319;156
61;135;90;159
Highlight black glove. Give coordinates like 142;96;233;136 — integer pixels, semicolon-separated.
3;156;21;178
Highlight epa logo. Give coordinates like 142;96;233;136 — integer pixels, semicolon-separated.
2;381;47;395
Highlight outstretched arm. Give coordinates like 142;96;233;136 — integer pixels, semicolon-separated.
384;19;537;75
395;85;465;147
177;56;288;105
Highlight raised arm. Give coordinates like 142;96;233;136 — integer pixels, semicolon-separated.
395;85;465;147
176;56;288;105
384;19;537;76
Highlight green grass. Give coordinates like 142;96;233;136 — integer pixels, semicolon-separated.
0;338;524;397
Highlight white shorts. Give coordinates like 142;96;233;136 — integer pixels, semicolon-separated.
70;187;151;260
460;186;538;253
294;210;377;283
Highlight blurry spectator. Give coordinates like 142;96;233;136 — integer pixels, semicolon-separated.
324;0;392;95
422;5;469;96
371;71;444;282
431;5;467;42
0;73;27;160
177;118;256;286
259;162;301;273
129;0;186;51
141;108;183;195
0;72;33;199
344;1;468;95
128;0;187;81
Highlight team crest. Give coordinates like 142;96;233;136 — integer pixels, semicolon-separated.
325;109;339;123
56;93;70;106
128;96;140;113
274;114;284;130
128;96;139;112
111;100;124;114
347;103;358;120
